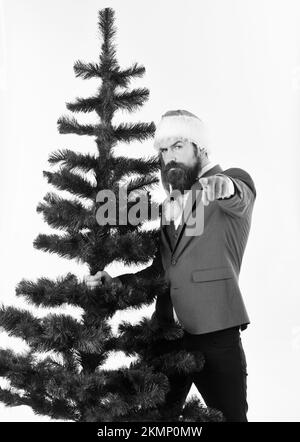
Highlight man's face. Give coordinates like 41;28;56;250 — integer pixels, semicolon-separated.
160;140;201;193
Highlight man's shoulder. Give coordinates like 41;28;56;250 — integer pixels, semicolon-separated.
221;167;256;198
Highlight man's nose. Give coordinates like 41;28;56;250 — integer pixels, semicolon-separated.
165;150;177;164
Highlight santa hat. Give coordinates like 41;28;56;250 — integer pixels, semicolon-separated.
153;109;211;155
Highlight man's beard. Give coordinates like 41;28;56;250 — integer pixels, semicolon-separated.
162;159;201;194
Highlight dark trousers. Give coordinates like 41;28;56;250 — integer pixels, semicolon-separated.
159;326;248;422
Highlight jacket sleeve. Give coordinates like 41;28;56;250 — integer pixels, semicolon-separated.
117;204;165;285
116;246;164;285
215;170;256;218
117;212;176;328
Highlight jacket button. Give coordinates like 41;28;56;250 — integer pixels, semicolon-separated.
171;258;177;265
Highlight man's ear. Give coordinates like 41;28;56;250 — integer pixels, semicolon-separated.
199;147;208;159
192;142;199;158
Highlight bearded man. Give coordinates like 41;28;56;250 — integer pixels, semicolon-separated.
85;109;257;422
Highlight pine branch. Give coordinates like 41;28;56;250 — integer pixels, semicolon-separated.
126;174;159;194
0;349;80;420
15;273;122;311
111;229;159;265
117;317;183;358
113;88;149;112
15;272;166;324
152;350;204;377
15;273;82;307
98;8;116;41
0;306;85;354
72;60;146;86
73;60;102;80
113;155;160;182
0;305;43;342
40;314;84;352
2;348;162;422
76;316;112;357
0;349;61;391
81;393;129;422
0;387;30;408
36;192;95;232
98;8;118;68
33;231;88;261
104;363;167;411
66;96;105;114
1;304;115;357
57;115;97;136
48;149;98;172
83;277;166;319
110;63;146;87
43;168;95;200
113;121;156;143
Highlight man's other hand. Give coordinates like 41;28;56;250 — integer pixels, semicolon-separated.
84;270;113;289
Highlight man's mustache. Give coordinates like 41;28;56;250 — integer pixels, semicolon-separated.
164;162;187;173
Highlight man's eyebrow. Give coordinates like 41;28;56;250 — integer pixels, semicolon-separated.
161;141;182;150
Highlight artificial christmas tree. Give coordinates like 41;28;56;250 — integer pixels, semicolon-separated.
0;7;223;422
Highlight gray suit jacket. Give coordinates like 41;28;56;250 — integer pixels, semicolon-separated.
119;164;256;334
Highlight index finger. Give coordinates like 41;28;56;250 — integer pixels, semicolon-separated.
199;177;209;189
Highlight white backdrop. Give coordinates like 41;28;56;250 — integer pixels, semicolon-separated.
0;0;300;422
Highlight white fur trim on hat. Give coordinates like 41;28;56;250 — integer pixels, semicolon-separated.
154;111;211;155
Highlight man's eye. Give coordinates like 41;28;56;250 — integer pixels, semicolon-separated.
161;148;167;153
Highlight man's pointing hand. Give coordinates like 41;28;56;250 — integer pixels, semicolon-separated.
199;175;235;206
